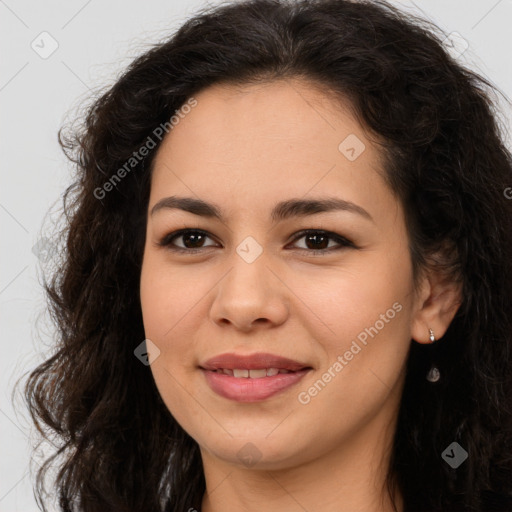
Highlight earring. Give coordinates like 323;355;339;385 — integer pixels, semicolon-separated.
426;327;440;382
426;366;440;382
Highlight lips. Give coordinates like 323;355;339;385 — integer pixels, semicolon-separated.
199;352;313;402
200;352;310;372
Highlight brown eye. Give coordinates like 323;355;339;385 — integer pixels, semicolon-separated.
289;230;356;254
158;229;219;252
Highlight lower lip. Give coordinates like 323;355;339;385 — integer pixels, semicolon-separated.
201;369;311;402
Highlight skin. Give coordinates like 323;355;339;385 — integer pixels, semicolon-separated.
139;78;461;512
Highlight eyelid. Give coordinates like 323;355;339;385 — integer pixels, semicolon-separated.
157;228;356;254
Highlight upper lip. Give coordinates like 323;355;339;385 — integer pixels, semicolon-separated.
200;352;311;371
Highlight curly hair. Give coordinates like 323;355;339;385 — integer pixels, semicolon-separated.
21;0;512;511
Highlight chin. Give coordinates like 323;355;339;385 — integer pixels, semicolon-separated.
204;443;305;471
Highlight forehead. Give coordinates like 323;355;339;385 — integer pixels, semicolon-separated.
149;78;394;223
156;78;367;157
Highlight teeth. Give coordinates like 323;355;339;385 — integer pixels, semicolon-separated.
249;369;267;379
215;368;291;378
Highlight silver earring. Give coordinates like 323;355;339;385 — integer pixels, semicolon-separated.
426;366;440;382
426;327;440;382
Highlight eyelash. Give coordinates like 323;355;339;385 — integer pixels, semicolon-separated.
157;228;356;255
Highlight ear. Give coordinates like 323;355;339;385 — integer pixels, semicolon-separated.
411;264;463;344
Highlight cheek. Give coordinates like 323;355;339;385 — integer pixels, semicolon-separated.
294;250;414;400
140;248;201;341
139;253;199;421
301;249;412;341
139;249;215;404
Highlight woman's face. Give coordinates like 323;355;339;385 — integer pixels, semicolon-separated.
140;79;423;471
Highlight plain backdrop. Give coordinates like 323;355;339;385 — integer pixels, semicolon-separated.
1;0;511;510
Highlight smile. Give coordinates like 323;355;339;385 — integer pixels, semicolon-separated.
199;351;313;402
212;368;294;377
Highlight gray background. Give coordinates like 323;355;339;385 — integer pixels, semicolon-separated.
1;0;511;510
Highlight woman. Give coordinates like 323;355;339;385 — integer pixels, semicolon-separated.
24;0;512;511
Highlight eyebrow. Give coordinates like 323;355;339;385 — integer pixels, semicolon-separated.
150;195;373;223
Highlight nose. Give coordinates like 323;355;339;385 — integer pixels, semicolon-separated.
209;252;290;333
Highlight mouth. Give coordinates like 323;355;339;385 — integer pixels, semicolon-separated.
199;352;313;402
207;367;301;377
200;352;311;372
